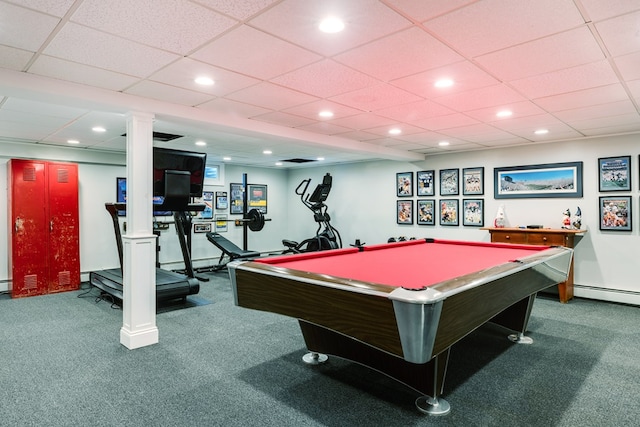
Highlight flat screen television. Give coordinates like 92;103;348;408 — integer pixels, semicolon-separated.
153;147;207;198
116;177;171;216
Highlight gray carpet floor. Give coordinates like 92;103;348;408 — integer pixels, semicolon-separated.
0;273;638;427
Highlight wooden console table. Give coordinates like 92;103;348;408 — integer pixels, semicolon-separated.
481;227;585;303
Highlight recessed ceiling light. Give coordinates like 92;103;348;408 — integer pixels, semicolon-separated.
275;162;283;166
497;110;512;118
263;150;272;155
92;126;106;133
438;141;450;146
534;129;549;135
319;110;334;118
67;139;79;144
388;128;402;135
195;76;214;86
435;79;454;88
317;157;325;161
223;157;231;161
195;141;206;146
319;16;345;33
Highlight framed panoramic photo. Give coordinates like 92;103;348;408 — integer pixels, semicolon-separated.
598;156;631;192
599;196;632;231
396;172;413;197
397;200;413;224
417;199;435;225
462;199;484;227
494;162;583;199
462;167;484;195
439;169;459;196
439;199;459;226
416;170;435;196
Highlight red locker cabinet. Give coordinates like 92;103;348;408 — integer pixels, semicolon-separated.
7;159;80;298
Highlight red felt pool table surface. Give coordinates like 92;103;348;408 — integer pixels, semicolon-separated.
257;239;550;290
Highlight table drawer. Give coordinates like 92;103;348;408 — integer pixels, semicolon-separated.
527;234;566;246
490;232;528;244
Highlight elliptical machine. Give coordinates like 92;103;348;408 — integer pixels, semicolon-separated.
282;173;342;254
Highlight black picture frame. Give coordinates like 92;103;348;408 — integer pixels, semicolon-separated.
397;200;413;224
397;172;413;197
599;196;632;231
416;170;435;196
598;156;631;192
247;184;267;214
439;199;459;226
439;169;459;196
417;199;435;225
462;199;484;227
230;183;244;214
494;161;583;199
462;167;484;195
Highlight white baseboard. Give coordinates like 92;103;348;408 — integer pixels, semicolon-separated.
574;285;640;306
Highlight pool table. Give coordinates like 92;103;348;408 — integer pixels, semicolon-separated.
228;238;572;415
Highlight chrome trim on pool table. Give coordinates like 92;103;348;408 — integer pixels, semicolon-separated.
392;296;443;364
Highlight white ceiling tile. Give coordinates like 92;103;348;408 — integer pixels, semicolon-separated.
0;1;61;51
490;113;574;133
579;0;640;21
553;100;637;122
375;99;455;123
251;112;316;128
433;84;526;111
423;0;584;56
334;27;463;81
614;51;640;81
329;113;397;130
534;84;630;112
510;60;619;99
197;98;271;118
333;130;380;141
411;113;479;131
148;58;260;97
29;55;140;91
569;113;640;133
2;97;88;118
43;23;180;77
193;0;278;20
191;25;322;80
11;0;76;17
225;82;319;111
465;101;547;123
627;79;640;99
391;60;499;98
595;11;640;57
71;0;237;54
282;100;362;121
125;81;214;106
384;0;477;22
249;0;411;56
0;45;34;71
272;59;379;98
295;122;353;135
329;83;422;112
476;27;605;81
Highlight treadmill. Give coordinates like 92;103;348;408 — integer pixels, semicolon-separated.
89;203;201;301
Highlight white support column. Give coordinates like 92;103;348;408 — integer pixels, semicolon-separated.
120;111;159;349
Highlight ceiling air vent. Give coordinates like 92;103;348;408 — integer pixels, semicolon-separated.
120;131;183;142
281;158;316;163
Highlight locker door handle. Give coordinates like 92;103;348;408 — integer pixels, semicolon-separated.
50;220;54;232
15;217;19;233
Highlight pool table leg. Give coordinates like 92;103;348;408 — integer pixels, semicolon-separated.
490;294;537;344
302;351;328;365
298;320;451;415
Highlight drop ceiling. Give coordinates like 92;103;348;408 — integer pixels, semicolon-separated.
1;0;639;168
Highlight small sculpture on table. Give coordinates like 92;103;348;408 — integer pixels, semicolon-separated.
571;206;582;230
561;208;571;229
494;205;506;228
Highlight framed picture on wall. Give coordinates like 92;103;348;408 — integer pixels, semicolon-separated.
462;167;484;195
494;162;583;199
417;199;435;225
416;170;435;196
439;169;459;196
462;199;484;227
247;184;267;214
396;172;413;197
599;196;631;231
397;200;413;224
598;156;631;192
439;199;459;226
230;183;244;214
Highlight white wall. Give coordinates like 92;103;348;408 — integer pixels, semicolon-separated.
286;134;640;306
2;134;639;305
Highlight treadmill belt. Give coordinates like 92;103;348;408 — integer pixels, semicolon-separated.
89;267;200;301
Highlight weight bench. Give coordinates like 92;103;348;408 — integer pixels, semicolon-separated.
200;232;260;272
